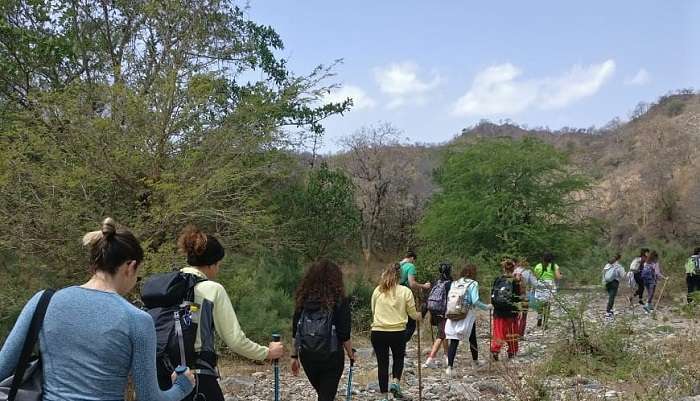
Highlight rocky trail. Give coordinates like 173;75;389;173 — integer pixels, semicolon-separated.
218;289;699;401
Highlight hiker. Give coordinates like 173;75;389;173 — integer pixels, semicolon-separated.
602;253;626;317
443;264;492;377
490;259;524;360
629;248;650;305
533;252;562;330
291;260;355;401
399;250;431;343
686;247;700;304
514;258;539;337
422;262;453;368
0;218;196;401
641;250;664;313
166;225;284;401
371;263;421;400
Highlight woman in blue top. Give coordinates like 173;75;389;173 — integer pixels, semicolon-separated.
0;218;195;401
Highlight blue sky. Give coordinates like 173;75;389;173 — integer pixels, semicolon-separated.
247;1;700;153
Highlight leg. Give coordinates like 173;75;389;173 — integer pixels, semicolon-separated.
427;339;442;359
542;302;551;330
688;274;693;304
646;283;656;305
468;323;478;361
635;273;645;302
692;275;700;303
491;316;506;355
371;331;391;395
447;339;459;367
316;352;345;401
506;318;519;357
518;309;528;337
389;331;407;381
300;354;324;395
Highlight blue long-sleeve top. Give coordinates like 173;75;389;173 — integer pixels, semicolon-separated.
0;287;193;401
466;280;490;310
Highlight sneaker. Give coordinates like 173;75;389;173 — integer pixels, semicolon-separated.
445;366;453;378
643;304;651;314
390;383;405;399
604;311;613;318
422;357;435;368
536;318;543;327
470;359;484;368
638;299;644;305
491;352;500;361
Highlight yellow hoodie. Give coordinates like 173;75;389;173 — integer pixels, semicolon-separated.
371;285;419;332
181;267;268;361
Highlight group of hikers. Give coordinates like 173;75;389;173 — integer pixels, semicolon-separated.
1;217;699;401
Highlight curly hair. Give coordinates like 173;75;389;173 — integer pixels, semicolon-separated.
294;259;345;311
379;263;401;293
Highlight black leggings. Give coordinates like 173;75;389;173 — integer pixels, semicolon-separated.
634;272;645;300
605;280;620;313
300;351;345;401
447;324;478;367
687;274;700;303
371;330;407;394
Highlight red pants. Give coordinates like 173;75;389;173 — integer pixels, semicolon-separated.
491;316;519;356
516;311;527;337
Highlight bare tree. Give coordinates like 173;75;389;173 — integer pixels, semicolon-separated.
337;123;418;262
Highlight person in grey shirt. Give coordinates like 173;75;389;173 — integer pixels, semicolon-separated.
0;218;195;401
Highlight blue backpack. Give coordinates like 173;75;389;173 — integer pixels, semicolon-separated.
641;263;655;281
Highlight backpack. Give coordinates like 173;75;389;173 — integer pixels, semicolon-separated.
692;256;700;276
141;271;208;383
602;265;617;284
426;280;450;317
445;279;473;320
641;263;655;281
491;276;516;311
294;306;338;360
629;258;642;273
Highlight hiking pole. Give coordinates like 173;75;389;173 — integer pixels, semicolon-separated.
488;308;493;370
416;316;423;401
345;348;357;401
654;277;670;311
272;334;281;401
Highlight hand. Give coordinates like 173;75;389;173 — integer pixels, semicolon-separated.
291;359;300;376
415;314;423;322
347;348;357;362
266;342;284;360
171;368;196;386
423;282;431;290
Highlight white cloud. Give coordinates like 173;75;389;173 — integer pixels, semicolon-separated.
451;59;616;117
374;62;443;109
323;84;376;111
624;68;651;86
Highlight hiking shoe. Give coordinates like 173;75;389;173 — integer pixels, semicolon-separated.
642;304;651;314
390;383;406;399
422;358;437;369
445;366;453;378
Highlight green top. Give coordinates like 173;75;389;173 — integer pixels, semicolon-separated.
687;256;700;274
400;261;417;287
534;263;559;281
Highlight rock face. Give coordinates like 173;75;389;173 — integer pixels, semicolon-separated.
217;290;698;401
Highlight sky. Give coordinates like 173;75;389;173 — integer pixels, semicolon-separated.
246;1;700;153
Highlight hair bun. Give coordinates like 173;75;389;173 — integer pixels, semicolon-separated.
101;217;117;239
178;225;208;256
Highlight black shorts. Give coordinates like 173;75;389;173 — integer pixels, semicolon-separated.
431;316;447;340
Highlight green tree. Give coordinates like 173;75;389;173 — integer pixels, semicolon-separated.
417;137;591;265
279;163;360;261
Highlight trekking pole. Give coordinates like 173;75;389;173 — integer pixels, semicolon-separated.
416;316;423;401
272;334;281;401
654;277;670;311
488;308;493;370
345;348;357;401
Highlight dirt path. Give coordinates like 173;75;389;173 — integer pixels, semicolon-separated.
218;289;698;401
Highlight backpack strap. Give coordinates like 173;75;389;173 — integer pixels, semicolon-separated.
9;289;55;401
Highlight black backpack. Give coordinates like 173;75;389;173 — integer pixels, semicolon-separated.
294;306;338;360
141;271;207;383
491;276;516;311
426;279;450;317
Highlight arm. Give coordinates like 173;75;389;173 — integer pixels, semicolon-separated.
555;265;563;280
131;313;193;401
211;284;269;361
0;291;41;380
335;299;354;358
404;288;419;321
407;273;430;291
469;283;489;310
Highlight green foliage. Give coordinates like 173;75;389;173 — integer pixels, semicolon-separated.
417;137;593;273
277;163;360;261
346;273;374;336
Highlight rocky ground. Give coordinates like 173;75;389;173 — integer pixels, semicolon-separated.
217;289;699;401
